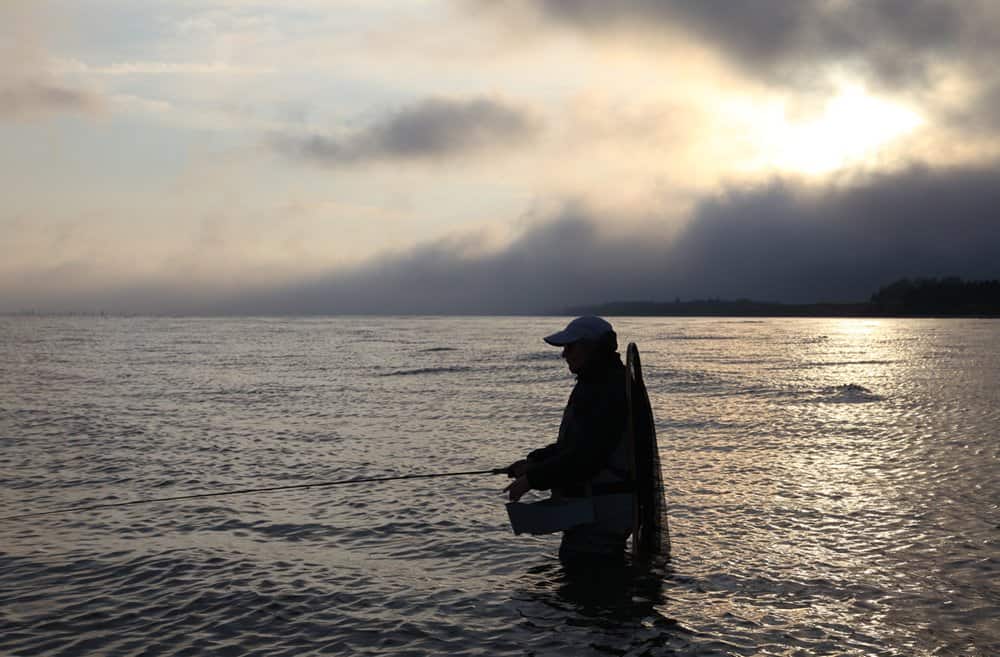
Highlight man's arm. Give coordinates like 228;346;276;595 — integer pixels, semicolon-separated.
527;444;559;462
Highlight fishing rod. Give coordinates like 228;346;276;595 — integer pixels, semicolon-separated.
0;467;511;523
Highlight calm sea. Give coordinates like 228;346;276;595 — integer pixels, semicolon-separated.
1;316;997;656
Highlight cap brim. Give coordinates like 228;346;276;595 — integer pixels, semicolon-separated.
543;330;578;346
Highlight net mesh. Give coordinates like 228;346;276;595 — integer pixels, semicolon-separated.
626;343;670;557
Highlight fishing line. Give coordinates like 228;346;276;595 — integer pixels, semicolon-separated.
0;467;509;522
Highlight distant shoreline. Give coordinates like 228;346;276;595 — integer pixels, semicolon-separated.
563;300;1000;318
569;278;1000;318
5;278;998;319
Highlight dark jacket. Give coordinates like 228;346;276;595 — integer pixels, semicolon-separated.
525;351;629;495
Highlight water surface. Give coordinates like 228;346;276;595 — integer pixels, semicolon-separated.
1;316;997;656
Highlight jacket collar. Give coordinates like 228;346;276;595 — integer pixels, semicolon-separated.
577;351;624;382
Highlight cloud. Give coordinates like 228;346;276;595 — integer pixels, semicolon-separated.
947;81;1000;136
481;1;999;87
0;2;103;120
272;97;541;165
472;1;1000;144
0;80;101;119
199;160;1000;314
50;58;277;76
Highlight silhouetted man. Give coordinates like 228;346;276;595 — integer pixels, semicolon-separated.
505;316;633;564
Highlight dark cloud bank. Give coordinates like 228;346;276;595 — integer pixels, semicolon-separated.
273;97;539;165
210;162;1000;315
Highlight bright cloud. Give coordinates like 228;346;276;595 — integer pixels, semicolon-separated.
734;83;927;175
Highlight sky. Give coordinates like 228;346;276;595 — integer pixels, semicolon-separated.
2;0;999;314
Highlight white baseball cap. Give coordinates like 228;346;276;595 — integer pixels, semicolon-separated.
543;316;614;346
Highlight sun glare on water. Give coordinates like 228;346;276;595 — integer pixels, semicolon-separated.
741;84;925;176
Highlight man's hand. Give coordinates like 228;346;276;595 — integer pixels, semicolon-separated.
506;459;528;478
504;475;531;502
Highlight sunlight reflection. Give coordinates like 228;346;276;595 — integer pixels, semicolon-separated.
832;318;886;338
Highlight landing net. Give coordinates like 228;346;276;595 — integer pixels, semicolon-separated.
626;343;670;557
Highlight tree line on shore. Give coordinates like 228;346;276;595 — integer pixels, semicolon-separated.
568;278;1000;317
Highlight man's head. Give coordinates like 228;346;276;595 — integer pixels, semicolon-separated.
543;316;617;374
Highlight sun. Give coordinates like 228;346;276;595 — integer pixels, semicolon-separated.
741;83;925;175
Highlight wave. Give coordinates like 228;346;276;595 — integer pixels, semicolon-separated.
815;383;884;403
803;360;895;367
515;352;560;362
378;366;475;377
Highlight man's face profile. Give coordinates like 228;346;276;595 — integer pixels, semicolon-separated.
561;340;594;374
